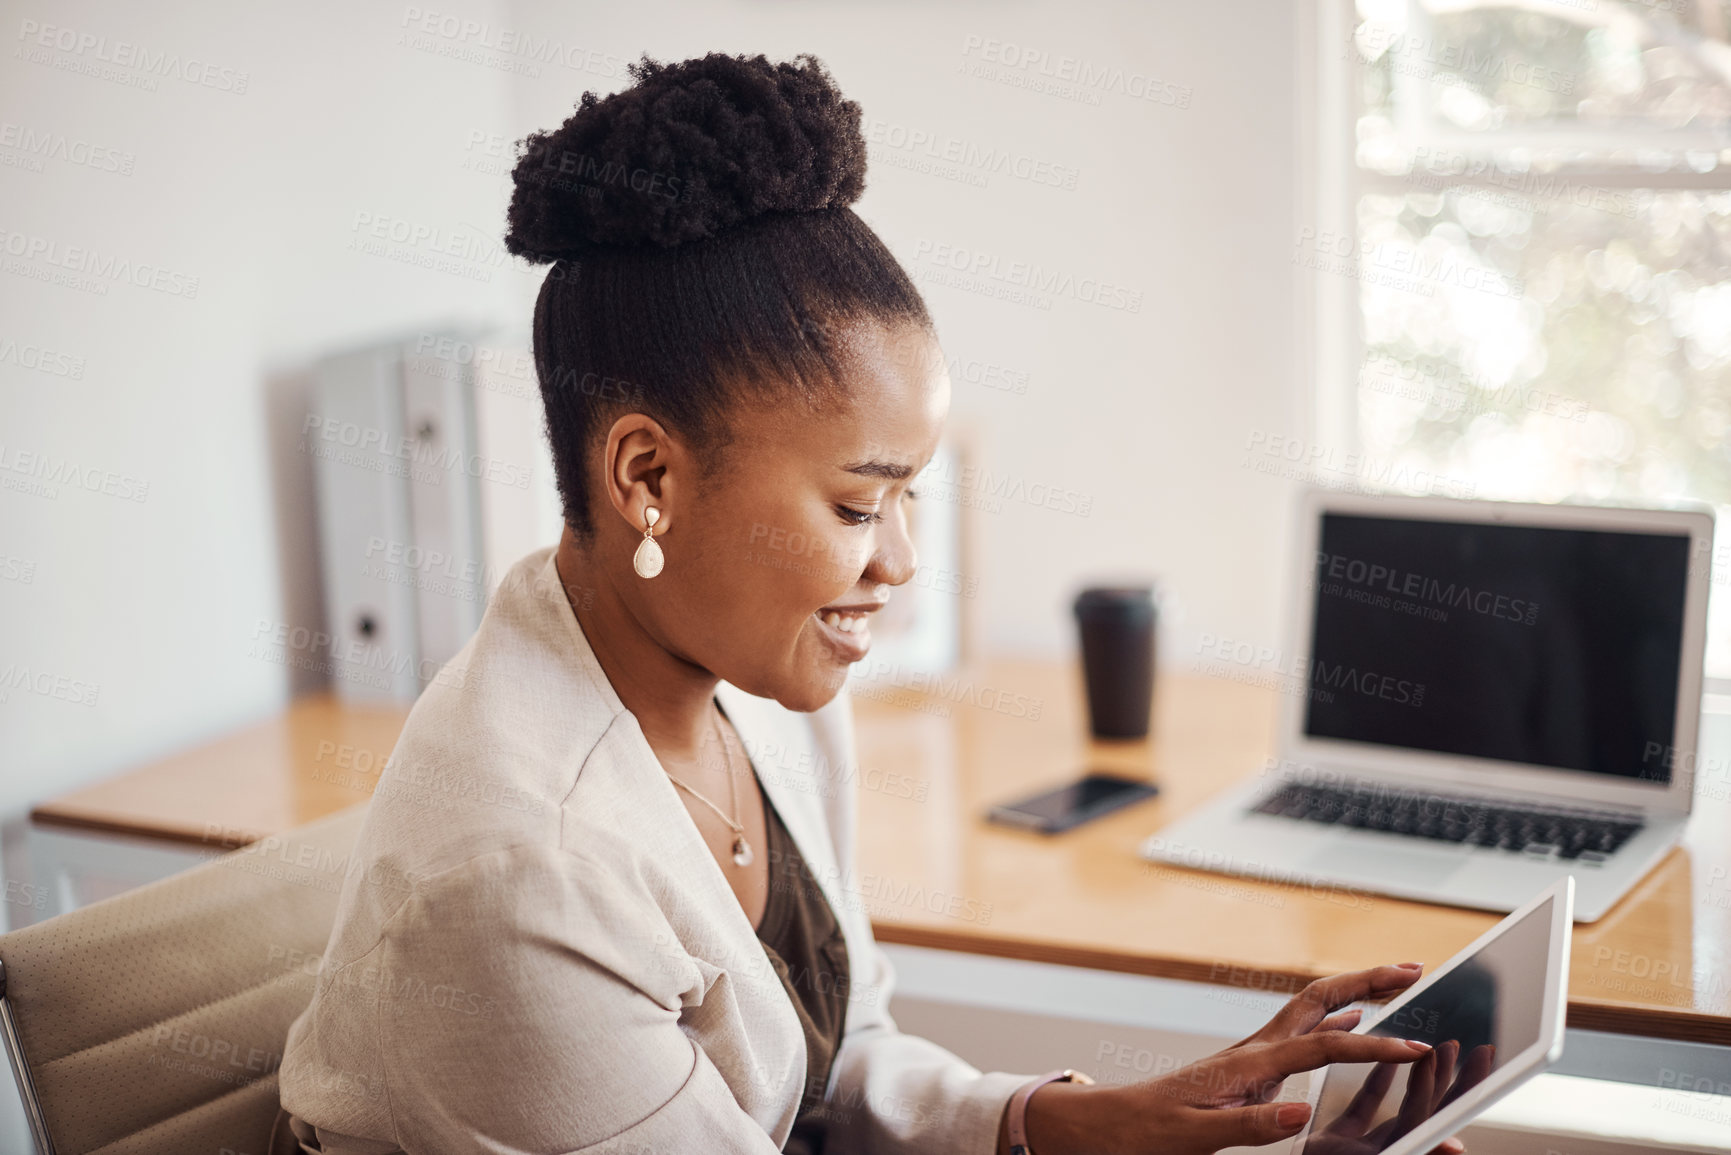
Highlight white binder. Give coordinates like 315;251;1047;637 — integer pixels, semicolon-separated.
401;343;486;674
311;333;491;703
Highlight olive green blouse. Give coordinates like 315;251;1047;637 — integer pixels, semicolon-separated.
755;790;852;1154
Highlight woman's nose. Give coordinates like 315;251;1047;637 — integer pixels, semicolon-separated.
867;512;918;588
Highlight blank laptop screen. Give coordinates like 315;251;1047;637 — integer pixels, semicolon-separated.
1303;513;1691;781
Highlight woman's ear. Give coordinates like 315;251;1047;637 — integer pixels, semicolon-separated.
601;412;679;535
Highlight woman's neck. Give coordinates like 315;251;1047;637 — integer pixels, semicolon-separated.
554;526;719;762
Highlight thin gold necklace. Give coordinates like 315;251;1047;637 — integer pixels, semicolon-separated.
664;705;754;867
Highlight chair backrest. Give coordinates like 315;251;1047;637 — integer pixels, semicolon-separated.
0;805;368;1155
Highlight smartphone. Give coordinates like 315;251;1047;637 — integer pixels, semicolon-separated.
986;772;1160;834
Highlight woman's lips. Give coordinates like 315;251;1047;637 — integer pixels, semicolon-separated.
811;603;881;662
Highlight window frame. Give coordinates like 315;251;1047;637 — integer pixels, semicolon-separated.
1304;0;1731;688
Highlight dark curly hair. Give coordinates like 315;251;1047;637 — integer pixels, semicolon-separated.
505;51;935;539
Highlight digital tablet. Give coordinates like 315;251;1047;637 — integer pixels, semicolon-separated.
1295;876;1573;1155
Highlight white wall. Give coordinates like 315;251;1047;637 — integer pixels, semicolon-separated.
0;0;518;811
0;0;1307;808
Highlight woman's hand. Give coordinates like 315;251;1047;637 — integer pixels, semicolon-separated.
1010;964;1469;1155
1303;1041;1494;1155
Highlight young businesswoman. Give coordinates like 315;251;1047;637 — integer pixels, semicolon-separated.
278;53;1467;1155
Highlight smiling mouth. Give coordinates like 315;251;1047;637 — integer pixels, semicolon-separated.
819;609;869;634
811;603;884;660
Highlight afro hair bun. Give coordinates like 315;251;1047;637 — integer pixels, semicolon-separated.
504;52;867;261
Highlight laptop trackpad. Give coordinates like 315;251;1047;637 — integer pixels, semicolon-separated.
1303;839;1468;887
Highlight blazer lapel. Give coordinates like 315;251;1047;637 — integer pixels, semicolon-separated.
598;704;807;1143
542;554;806;1143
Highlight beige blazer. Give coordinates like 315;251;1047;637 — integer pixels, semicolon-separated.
278;546;1032;1154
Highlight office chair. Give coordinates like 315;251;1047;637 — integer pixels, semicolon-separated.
0;805;368;1155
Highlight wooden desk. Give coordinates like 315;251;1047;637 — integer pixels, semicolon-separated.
32;666;1731;1045
31;697;412;849
849;661;1731;1047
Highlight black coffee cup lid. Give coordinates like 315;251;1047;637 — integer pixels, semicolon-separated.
1073;585;1155;620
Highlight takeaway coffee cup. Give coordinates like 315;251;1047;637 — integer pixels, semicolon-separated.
1072;585;1157;740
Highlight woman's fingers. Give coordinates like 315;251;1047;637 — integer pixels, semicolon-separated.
1181;1096;1463;1155
1261;1029;1434;1082
1177;1031;1430;1109
1185;1099;1318;1150
1316;1007;1365;1034
1254;965;1425;1041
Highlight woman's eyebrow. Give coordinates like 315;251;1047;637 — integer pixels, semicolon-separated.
841;460;915;480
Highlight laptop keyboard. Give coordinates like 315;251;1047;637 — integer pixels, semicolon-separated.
1251;781;1643;862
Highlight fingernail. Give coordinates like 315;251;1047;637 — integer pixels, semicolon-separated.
1277;1103;1310;1129
1405;1039;1433;1051
1397;962;1423;970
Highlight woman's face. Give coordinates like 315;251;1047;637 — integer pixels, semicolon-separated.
634;321;949;712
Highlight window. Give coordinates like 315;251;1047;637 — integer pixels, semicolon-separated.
1314;0;1731;678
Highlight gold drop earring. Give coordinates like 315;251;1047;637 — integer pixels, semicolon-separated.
633;506;664;578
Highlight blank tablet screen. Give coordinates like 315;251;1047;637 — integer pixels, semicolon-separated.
1301;895;1554;1153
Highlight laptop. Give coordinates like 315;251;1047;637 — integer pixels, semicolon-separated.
1140;491;1714;923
